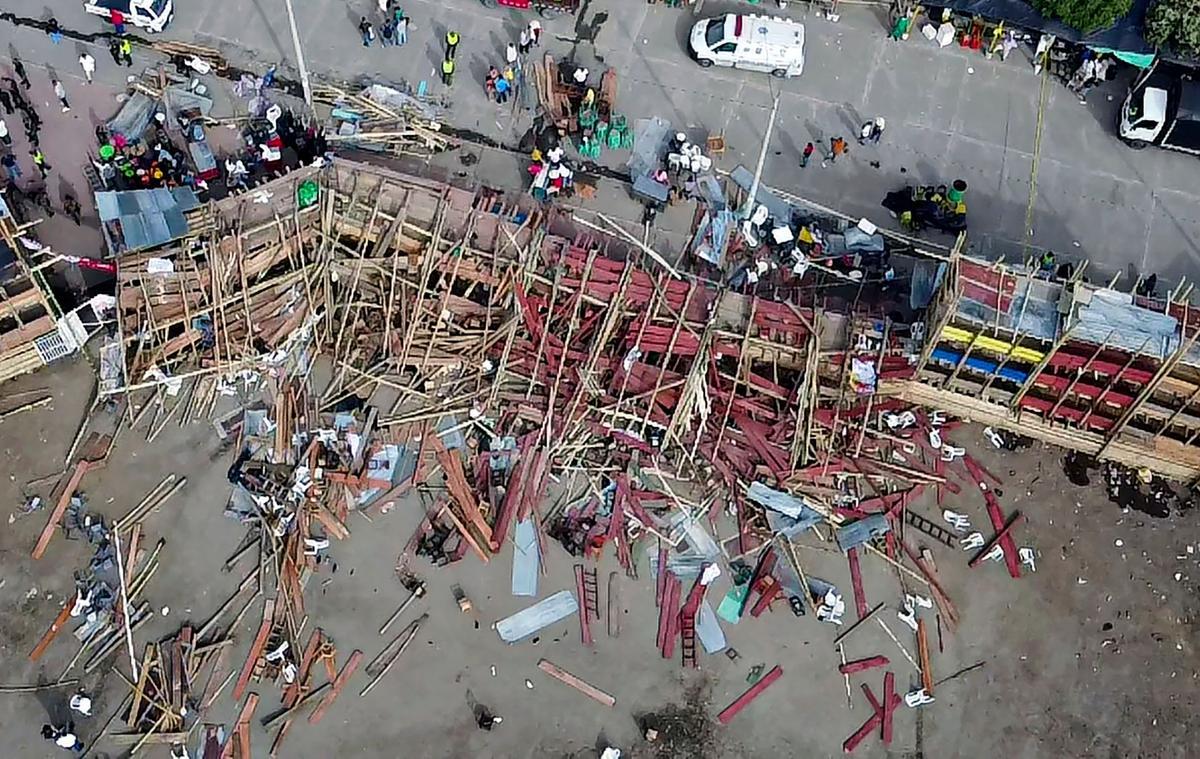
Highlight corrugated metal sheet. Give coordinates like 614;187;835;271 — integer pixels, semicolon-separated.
96;187;199;252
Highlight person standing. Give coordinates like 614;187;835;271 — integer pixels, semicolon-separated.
69;691;93;716
858;117;885;145
13;58;31;89
519;28;532;56
380;18;395;47
505;42;518;66
42;723;84;755
119;38;134;67
53;80;70;112
528;20;542;46
358;17;375;46
1;152;20;180
441;57;455;86
828;136;846;162
47;17;63;44
31;147;50;177
0;119;10;147
395;14;408;45
800;141;814;168
108;38;123;65
445;30;460;60
79;53;96;84
110;8;126;34
485;65;500;99
0;86;12;115
494;75;510;104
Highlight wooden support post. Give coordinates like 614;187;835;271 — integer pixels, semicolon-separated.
233;598;276;701
536;658;615;706
29;598;75;661
847;547;867;620
839;655;890;675
219;692;260;759
968;511;1025;568
32;460;95;559
917;619;934;694
717;665;783;724
308;650;363;725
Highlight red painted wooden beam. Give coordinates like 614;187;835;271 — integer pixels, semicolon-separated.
842;684;902;753
881;671;896;745
717;665;783;724
969;511;1025;568
847;548;868;619
838;655;890;675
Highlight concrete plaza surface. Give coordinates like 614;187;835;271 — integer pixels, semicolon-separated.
5;0;1200;283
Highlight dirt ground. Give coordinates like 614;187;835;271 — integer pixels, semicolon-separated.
2;355;1200;759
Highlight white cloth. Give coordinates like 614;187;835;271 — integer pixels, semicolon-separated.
573;67;588;83
54;81;66;99
56;733;78;748
70;694;92;716
0;120;7;138
505;44;518;64
79;54;95;74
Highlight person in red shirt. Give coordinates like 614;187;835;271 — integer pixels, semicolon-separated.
110;8;126;34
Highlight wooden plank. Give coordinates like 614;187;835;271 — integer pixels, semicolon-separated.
847;548;867;619
233;598;276;701
281;630;322;706
838;655;890;675
968;511;1025;568
717;665;783;724
307;649;363;725
219;692;260;759
536;659;615;707
28;598;74;661
881;671;896;745
310;502;350;540
843;684;902;753
127;643;156;728
917;619;934;694
32;460;92;559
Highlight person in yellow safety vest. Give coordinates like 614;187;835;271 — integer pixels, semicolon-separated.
119;38;133;67
441;58;455;86
445;31;460;60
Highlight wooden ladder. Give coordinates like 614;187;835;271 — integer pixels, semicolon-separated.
904;510;956;547
574;563;599;646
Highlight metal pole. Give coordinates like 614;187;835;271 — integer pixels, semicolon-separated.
741;93;781;219
112;531;139;682
283;0;314;112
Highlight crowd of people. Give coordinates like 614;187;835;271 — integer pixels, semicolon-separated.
359;1;410;48
483;21;541;103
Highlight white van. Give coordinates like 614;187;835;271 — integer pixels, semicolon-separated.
83;0;174;33
688;14;805;78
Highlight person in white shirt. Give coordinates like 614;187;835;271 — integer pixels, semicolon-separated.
69;692;92;716
79;53;96;83
0;118;10;146
53;79;70;111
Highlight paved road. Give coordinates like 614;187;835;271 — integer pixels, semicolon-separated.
7;0;1200;284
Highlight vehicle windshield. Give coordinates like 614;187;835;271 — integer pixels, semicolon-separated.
705;18;725;48
150;0;168;15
